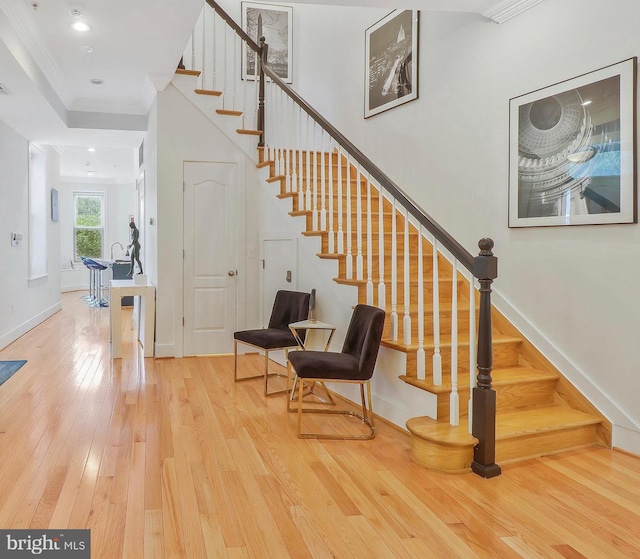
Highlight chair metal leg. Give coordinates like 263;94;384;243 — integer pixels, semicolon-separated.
296;378;376;440
234;341;289;396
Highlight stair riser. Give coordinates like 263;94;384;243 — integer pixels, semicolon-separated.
496;424;598;463
355;279;465;303
404;341;521;375
436;379;558;420
383;311;474;338
319;233;421;254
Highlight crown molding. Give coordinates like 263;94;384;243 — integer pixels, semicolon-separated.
482;0;544;24
0;0;67;97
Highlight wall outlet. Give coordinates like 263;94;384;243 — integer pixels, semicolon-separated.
10;232;22;247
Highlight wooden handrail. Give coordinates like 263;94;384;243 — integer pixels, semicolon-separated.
205;0;475;275
206;0;261;53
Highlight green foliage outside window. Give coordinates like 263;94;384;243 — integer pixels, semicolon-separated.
74;194;103;260
75;229;103;259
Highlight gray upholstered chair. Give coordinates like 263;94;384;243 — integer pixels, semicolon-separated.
234;290;310;396
288;304;385;439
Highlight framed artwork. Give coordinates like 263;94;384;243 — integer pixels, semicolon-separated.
242;2;292;83
509;57;637;227
365;10;419;118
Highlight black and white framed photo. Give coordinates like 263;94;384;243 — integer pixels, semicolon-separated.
242;2;292;83
365;10;419;118
509;57;637;227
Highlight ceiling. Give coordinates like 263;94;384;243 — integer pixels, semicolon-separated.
0;0;520;183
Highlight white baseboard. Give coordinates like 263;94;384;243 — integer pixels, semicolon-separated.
0;302;62;351
154;343;176;358
613;424;640;456
61;284;88;293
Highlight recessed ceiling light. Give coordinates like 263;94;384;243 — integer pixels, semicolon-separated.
88;147;95;152
89;78;103;85
71;21;91;32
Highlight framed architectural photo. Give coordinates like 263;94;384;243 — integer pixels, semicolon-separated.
365;10;419;118
242;2;292;83
509;58;637;227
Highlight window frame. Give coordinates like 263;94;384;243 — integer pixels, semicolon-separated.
73;191;105;262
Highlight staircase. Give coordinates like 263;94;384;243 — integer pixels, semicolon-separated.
256;148;610;474
175;2;611;475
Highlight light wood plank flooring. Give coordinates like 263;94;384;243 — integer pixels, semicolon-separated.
0;292;639;558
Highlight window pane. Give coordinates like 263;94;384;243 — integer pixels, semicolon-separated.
75;229;103;259
76;195;103;227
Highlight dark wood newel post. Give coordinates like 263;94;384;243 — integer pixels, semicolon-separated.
471;238;502;478
257;37;268;147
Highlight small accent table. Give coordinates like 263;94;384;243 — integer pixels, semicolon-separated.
288;319;336;351
287;320;337;409
109;279;156;358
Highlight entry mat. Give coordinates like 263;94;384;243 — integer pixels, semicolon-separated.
0;360;27;387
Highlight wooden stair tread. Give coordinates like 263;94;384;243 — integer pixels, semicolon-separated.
237;129;262;136
217;109;243;116
400;366;557;394
175;68;200;76
407;405;600;446
406;416;477;447
195;88;222;96
382;333;522;352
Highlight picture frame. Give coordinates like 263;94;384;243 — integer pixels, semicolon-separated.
365;10;419;119
508;57;637;227
242;2;293;83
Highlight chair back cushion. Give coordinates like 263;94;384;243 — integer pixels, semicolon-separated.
341;304;386;380
268;290;311;332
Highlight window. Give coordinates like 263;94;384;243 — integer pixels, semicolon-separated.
74;193;104;260
29;144;47;279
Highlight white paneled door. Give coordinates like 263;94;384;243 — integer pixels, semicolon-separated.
183;161;238;355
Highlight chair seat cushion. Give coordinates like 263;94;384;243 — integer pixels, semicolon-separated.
289;351;365;380
234;328;298;350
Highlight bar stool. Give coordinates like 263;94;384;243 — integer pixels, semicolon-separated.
80;257;95;303
84;258;109;307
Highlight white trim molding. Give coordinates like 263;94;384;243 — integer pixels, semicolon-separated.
482;0;545;24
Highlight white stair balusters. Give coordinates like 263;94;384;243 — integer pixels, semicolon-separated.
336;147;344;255
403;209;411;346
356;164;364;281
450;259;459;426
416;224;425;381
365;173;374;305
390;198;398;342
327;136;335;253
345;155;353;279
377;184;386;311
320;131;327;231
432;238;443;386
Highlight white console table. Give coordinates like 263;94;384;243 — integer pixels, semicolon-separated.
109;279;156;358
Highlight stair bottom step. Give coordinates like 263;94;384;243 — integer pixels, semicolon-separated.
406;406;602;474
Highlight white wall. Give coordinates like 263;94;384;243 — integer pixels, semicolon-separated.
0;121;61;349
153;82;259;357
279;0;640;444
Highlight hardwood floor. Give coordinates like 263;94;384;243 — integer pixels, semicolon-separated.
0;292;639;558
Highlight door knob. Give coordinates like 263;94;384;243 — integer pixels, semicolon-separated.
228;270;236;277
